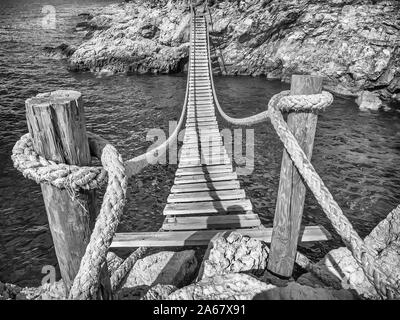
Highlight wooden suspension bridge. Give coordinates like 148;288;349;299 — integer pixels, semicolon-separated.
12;3;400;299
111;12;330;249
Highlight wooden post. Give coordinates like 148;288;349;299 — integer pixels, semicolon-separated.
25;90;110;298
267;75;323;278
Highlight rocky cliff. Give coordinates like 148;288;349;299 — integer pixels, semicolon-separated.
68;0;400;108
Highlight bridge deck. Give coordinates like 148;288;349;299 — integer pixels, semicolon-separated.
110;14;331;248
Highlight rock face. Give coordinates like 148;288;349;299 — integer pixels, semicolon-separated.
122;250;198;289
197;231;269;280
68;0;400;107
168;273;275;300
356;91;383;110
298;247;379;299
69;0;190;74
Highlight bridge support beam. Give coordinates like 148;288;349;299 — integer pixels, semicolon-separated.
25;90;111;298
267;75;323;278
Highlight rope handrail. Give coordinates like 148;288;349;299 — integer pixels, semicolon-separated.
204;5;273;126
267;95;400;299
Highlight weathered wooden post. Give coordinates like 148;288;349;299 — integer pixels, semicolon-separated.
268;75;323;278
25;90;110;298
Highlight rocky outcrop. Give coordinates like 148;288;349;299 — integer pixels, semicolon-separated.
120;250;198;299
168;273;275;300
297;247;379;299
197;231;269;280
69;1;190;74
356;91;383;110
68;0;400;107
43;43;76;59
142;284;178;300
0;280;67;300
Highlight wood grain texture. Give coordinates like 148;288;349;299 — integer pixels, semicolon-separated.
111;225;331;248
25;90;109;296
268;75;323;278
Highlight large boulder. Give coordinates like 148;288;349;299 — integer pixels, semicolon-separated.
356;91;383;110
168;273;275;300
197;231;269;280
297;205;400;300
122;250;198;290
297;247;379;299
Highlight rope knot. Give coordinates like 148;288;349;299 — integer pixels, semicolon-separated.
11;133;107;191
270;90;334;113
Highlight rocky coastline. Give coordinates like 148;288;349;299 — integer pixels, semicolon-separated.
42;0;400;110
2;199;399;300
0;227;394;300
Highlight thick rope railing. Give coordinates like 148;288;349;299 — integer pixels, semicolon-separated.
267;93;400;299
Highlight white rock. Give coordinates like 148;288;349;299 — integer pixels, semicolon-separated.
356;91;382;111
168;273;275;300
122;250;198;289
197;231;269;280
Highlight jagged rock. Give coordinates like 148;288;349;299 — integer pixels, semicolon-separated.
254;282;355;300
356;91;383;110
37;281;67;300
197;231;269;280
298;247;379;299
0;280;67;300
69;1;190;73
299;205;400;300
43;44;76;59
106;252;123;277
142;284;178;300
122;250;198;289
168;273;276;300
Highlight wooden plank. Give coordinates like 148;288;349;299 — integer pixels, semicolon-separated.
171;180;240;193
174;172;238;184
163;214;261;231
167;189;245;203
163;199;252;215
178;159;231;168
111;225;332;248
175;165;233;176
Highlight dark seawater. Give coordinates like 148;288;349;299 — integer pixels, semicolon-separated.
1;0;400;286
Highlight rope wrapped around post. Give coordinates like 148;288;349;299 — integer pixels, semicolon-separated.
267;92;400;299
11;132;128;299
12;133;107;191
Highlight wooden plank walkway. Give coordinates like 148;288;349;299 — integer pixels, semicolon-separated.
110;14;331;247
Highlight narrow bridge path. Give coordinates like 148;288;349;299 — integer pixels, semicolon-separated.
110;14;330;247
